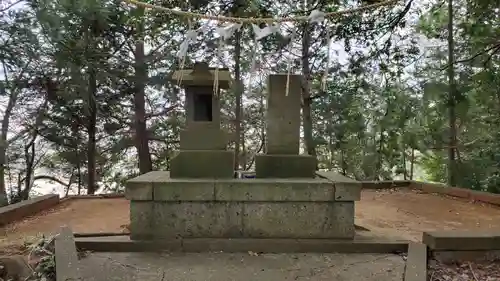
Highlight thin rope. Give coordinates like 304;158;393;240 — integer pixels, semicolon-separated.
123;0;399;23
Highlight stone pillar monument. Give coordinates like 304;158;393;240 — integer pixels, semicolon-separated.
255;74;317;178
169;62;234;178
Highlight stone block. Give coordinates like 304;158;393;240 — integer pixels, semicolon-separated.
179;125;228;150
316;171;361;201
255;154;316;178
423;231;500;250
0;194;60;226
334;182;361;201
55;226;81;281
126;182;152;201
404;242;427;281
152;202;244;238
316;171;357;182
266;74;302;154
125;171;169;200
433;250;500;263
214;179;335;202
242;202;354;239
154;179;215;201
129;201;155;240
170;150;235;178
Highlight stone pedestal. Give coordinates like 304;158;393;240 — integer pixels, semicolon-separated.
255;74;316;178
126;171;360;240
170;150;234;178
125;69;362;245
255;155;316;178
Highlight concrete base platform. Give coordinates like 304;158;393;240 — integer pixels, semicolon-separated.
74;235;409;254
78;251;406;281
126;171;362;240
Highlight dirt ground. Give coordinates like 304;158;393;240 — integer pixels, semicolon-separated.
0;199;129;251
1;188;500;252
356;189;500;241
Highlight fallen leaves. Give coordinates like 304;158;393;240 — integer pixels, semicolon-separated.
428;258;500;281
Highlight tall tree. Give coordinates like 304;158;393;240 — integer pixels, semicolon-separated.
446;0;457;186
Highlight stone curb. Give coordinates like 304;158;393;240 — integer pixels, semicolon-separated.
423;231;500;251
74;232;130;238
74;235;409;254
404;242;427;281
357;179;500;206
55;226;82;281
64;193;125;199
0;194;60;226
361;181;412;189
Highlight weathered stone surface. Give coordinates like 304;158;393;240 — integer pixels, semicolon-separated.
255;154;316;178
314;171;362;201
214;179;334;202
423;231;500;250
0;194;60;226
77;251;406;281
55;226;81;281
266;74;302;155
170;150;234;178
154;179;215;201
125;171;168;200
181;64;225;128
129;201;154;240
179;126;228;150
334;182;362;201
404;242;427;281
128;174;359;202
242;202;355;239
75;235;409;254
127;172;358;240
153;202;244;238
433;250;500;263
147;201;354;239
316;171;357;182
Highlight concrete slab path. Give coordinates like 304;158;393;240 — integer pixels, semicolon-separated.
78;252;405;281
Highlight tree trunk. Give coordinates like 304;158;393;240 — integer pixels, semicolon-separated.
133;6;153;174
86;67;98;195
21;134;36;200
20;98;48;200
402;143;407;181
0;88;18;206
233;29;242;171
447;0;458;186
375;106;390;180
410;148;415;180
301;22;317;161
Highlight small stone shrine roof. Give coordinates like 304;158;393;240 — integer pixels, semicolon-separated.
171;62;231;89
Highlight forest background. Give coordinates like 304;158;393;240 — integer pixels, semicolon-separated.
0;0;498;206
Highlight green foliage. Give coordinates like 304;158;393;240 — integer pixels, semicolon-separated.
0;0;498;200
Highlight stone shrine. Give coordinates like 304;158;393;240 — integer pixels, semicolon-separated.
169;62;234;178
255;75;317;178
125;69;361;241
